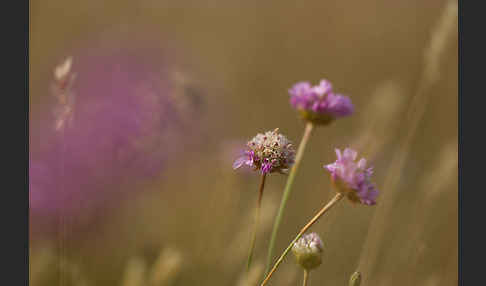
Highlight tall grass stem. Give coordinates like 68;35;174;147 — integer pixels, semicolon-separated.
264;122;314;276
355;2;457;284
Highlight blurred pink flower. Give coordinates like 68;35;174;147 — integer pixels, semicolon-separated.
29;39;206;233
289;79;354;125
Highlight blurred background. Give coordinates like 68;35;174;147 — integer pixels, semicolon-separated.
29;0;458;285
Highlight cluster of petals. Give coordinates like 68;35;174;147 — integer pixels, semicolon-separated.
289;79;354;121
292;232;324;255
324;148;378;205
233;129;295;174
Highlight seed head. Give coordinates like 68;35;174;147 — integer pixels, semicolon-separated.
233;128;295;174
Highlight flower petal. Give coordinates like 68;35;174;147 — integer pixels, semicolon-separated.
357;158;367;169
335;148;342;160
313;79;332;96
343;148;357;161
233;156;247;170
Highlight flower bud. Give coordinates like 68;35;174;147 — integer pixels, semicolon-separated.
291;233;324;270
349;271;361;286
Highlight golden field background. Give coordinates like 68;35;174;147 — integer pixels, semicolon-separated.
30;0;458;285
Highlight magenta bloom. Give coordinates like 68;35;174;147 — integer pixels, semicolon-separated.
233;129;295;175
289;79;354;125
324;148;378;205
29;41;205;234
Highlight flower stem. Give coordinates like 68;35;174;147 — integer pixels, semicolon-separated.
260;193;343;286
302;270;309;286
247;173;267;271
264;122;314;276
59;128;67;285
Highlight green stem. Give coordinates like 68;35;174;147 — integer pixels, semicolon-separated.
260;193;343;286
247;173;267;271
264;122;314;276
302;270;309;286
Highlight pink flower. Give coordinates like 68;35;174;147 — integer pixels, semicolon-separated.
289;79;354;125
324;148;378;205
29;39;207;235
233;129;295;174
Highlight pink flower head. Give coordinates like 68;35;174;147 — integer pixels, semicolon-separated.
289;79;354;125
233;128;295;175
324;148;378;205
29;39;207;236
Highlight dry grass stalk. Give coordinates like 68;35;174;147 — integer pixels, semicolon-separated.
356;2;458;284
148;247;183;286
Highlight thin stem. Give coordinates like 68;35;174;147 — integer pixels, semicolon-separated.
59;128;67;285
260;193;343;286
265;122;314;276
302;270;309;286
247;173;267;271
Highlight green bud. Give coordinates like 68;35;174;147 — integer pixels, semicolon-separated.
349;271;361;286
291;233;324;271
